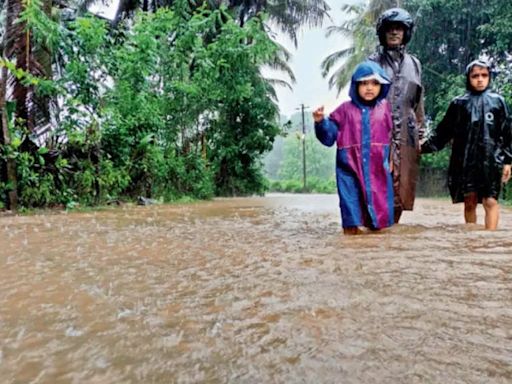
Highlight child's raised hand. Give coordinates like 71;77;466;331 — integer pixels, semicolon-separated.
312;106;325;123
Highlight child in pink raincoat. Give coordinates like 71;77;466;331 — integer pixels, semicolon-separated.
313;60;394;234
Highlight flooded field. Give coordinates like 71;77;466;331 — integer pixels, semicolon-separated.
1;194;511;383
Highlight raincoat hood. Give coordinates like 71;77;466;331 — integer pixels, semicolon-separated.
465;59;492;92
349;60;391;107
377;8;414;46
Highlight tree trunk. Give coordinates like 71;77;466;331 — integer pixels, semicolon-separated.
0;65;18;211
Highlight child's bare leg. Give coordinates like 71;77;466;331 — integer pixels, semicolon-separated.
482;197;499;230
464;193;478;224
343;227;361;235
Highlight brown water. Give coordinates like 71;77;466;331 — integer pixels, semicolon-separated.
1;194;512;383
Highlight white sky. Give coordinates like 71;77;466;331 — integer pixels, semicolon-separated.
88;0;118;19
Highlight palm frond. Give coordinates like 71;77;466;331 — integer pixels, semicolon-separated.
239;0;331;47
320;47;355;77
320;0;393;92
263;54;296;83
325;24;355;38
262;79;282;104
265;77;293;91
327;53;358;95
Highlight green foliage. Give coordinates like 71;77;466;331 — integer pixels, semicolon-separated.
264;129;335;193
19;0;60;50
502;183;512;202
320;2;383;94
276;132;334;181
1;3;286;209
420;147;450;170
269;177;336;193
322;0;512;126
406;0;512;196
493;65;512;103
431;73;465;123
7;0;510;209
478;0;512;54
203;15;281;195
407;0;512;120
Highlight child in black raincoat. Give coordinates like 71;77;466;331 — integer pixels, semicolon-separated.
421;60;512;230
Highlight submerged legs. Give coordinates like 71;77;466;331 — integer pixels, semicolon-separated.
464;193;499;230
482;197;499;230
464;193;478;224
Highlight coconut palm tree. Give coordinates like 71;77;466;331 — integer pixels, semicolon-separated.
225;0;329;47
108;0;328;103
111;0;329;46
0;0;26;209
4;0;58;129
320;0;398;94
0;0;60;209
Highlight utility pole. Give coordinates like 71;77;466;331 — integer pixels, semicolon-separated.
296;104;308;191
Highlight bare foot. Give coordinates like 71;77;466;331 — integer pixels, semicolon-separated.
343;227;362;235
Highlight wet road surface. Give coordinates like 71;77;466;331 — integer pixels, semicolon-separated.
1;194;512;383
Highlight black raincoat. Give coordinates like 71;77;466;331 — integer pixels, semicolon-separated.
422;75;512;203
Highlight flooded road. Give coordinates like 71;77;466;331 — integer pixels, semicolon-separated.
1;194;512;383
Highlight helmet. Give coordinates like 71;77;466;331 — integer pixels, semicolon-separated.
376;8;414;46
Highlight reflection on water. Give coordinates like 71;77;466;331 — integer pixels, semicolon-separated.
1;194;512;383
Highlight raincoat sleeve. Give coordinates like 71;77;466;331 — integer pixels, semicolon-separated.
421;101;457;154
315;118;339;147
500;99;512;165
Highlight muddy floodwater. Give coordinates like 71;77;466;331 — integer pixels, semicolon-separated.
1;194;512;383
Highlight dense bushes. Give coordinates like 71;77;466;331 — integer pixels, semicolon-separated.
1;6;281;209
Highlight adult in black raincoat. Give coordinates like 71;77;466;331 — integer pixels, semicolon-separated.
369;8;425;223
421;60;512;230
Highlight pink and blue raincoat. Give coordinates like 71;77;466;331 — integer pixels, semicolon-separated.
315;61;394;229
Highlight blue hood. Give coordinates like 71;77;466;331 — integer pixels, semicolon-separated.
349;60;391;107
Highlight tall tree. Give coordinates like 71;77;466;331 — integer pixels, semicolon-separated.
111;0;329;45
225;0;329;46
407;0;494;119
2;0;56;134
481;0;512;54
0;51;18;209
320;0;398;94
0;0;26;210
0;0;61;209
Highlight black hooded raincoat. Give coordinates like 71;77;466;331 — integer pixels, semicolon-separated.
422;65;512;203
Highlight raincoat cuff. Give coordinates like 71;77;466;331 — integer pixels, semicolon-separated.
314;118;338;147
